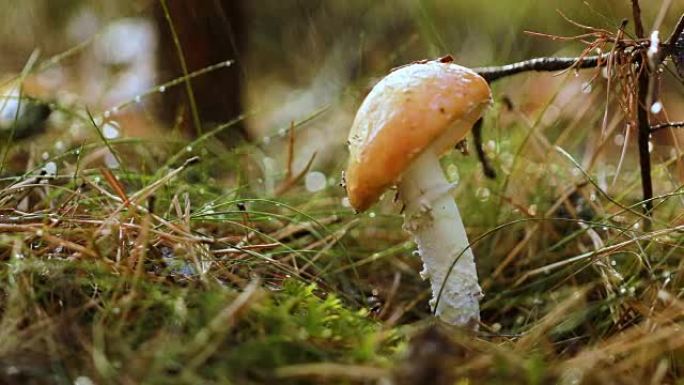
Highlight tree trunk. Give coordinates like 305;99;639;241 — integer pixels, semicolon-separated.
155;0;247;145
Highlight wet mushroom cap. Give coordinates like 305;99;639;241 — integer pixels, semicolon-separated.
345;60;492;212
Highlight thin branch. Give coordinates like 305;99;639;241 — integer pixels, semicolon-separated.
632;0;645;38
472;118;496;179
651;121;684;132
632;0;654;224
474;54;609;82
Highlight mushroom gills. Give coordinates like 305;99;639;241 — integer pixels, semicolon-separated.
398;143;482;326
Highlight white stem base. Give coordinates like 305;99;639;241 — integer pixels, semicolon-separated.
398;149;482;327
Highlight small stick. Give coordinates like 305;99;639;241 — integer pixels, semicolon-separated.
632;0;654;225
474;54;609;83
651;121;684;132
472;118;496;178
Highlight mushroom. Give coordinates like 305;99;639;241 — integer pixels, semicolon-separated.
345;57;492;327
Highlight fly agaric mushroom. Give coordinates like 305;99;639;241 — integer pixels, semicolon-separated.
345;57;492;327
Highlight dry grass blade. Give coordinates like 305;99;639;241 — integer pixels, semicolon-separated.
274;363;388;381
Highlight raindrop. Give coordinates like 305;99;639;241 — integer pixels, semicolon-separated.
278;128;287;137
74;376;96;385
446;164;460;183
104;152;120;169
185;145;192;152
103;110;111;119
159;85;166;93
69;123;84;137
134;95;142;103
613;134;625;146
305;171;326;192
54;141;65;152
648;30;660;57
5;366;19;376
341;197;352;208
610;259;616;266
581;81;592;94
111;106;119;115
102;121;120;139
41;151;50;160
475;187;490;202
43;162;57;176
633;222;640;230
528;204;537;216
368;212;376;218
650;101;663;114
648;141;654;153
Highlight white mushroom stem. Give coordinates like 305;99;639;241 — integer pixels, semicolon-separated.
398;148;482;327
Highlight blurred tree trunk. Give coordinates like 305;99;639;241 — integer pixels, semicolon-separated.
155;0;247;145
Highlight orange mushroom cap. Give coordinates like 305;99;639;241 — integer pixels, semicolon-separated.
345;59;492;212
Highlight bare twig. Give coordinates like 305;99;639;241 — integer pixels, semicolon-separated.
631;0;655;224
632;0;645;38
474;54;609;83
651;121;684;132
472;118;496;179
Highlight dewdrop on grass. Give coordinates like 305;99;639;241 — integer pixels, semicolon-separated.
102;121;120;139
43;162;57;176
